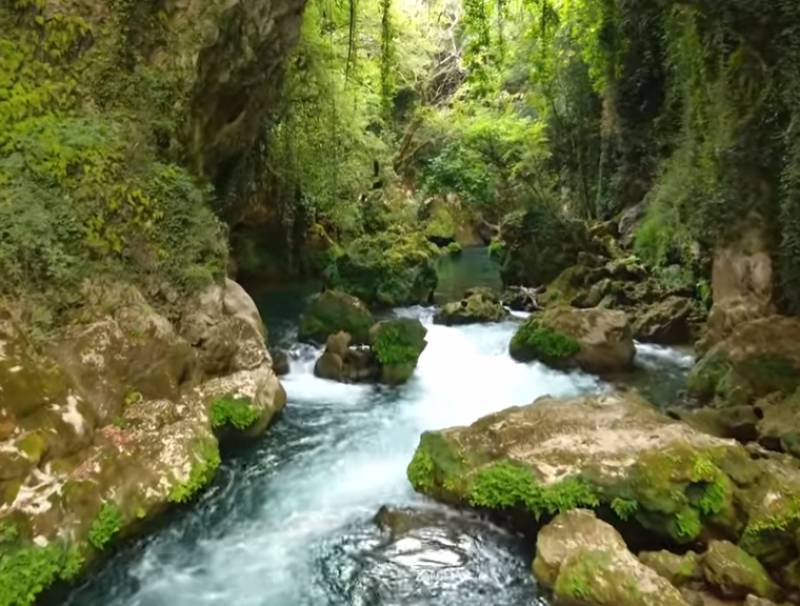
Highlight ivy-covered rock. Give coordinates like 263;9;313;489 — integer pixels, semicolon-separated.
327;230;440;306
298;290;375;344
534;509;690;606
406;390;800;581
510;307;635;373
369;319;428;384
434;288;507;326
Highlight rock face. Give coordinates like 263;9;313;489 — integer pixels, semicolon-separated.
533;509;689;606
700;220;777;352
510;307;635;373
0;279;284;603
298;290;375;344
434;288;507;326
328;230;439;307
688;316;800;408
406;391;800;568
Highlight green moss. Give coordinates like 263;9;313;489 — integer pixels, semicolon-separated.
509;319;581;365
687;350;732;401
210;396;261;431
371;319;427;367
554;550;611;600
0;524;84;606
18;433;46;462
88;502;122;550
444;241;463;256
298;290;375;344
407;432;466;495
168;439;221;504
467;460;599;520
611;497;639;521
673;507;702;541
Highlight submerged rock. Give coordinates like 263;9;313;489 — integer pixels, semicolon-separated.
434;288;507;326
298;289;375;345
534;509;689;606
509;306;634;373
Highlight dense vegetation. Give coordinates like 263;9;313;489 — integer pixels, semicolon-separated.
259;0;800;312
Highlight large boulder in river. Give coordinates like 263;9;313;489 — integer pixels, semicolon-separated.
510;307;635;373
688;316;800;407
327;230;439;306
434;288;507;325
534;509;689;606
298;290;375;344
634;296;698;345
314;332;380;383
369;319;428;385
406;391;800;564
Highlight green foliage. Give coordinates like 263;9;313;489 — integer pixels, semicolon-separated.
673;507;702;541
510;319;581;364
610;497;639;521
168;439;221;504
210;397;261;431
0;520;84;606
88;502;123;550
468;460;599;520
407;432;467;494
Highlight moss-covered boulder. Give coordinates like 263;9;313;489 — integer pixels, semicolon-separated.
702;540;781;601
0;279;285;603
328;230;439;307
434;288;507;326
406;390;800;575
298;290;375;344
369;319;428;384
313;332;381;383
510;307;635;373
639;550;704;588
534;509;690;606
492;207;595;287
688;316;800;408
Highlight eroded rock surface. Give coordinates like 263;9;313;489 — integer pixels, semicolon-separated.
0;279;284;602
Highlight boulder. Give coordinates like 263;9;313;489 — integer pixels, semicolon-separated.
754;391;800;457
270;348;291;376
369;319;428;385
434;288;507;325
702;541;781;601
327;230;439;306
534;509;689;606
688;316;800;407
639;550;704;588
313;332;380;383
634;296;698;345
420;195;484;247
700;219;777;352
0;279;285;602
298;290;375;344
510;307;635;373
407;391;800;560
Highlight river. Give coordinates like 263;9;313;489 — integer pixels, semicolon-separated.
63;249;692;606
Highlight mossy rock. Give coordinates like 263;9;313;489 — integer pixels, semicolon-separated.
405;391;800;563
689;316;800;407
509;307;634;373
434;288;506;326
298;290;375;344
702;540;781;600
328;230;439;307
370;318;427;385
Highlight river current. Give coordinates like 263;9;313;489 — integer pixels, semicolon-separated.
64;252;693;606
